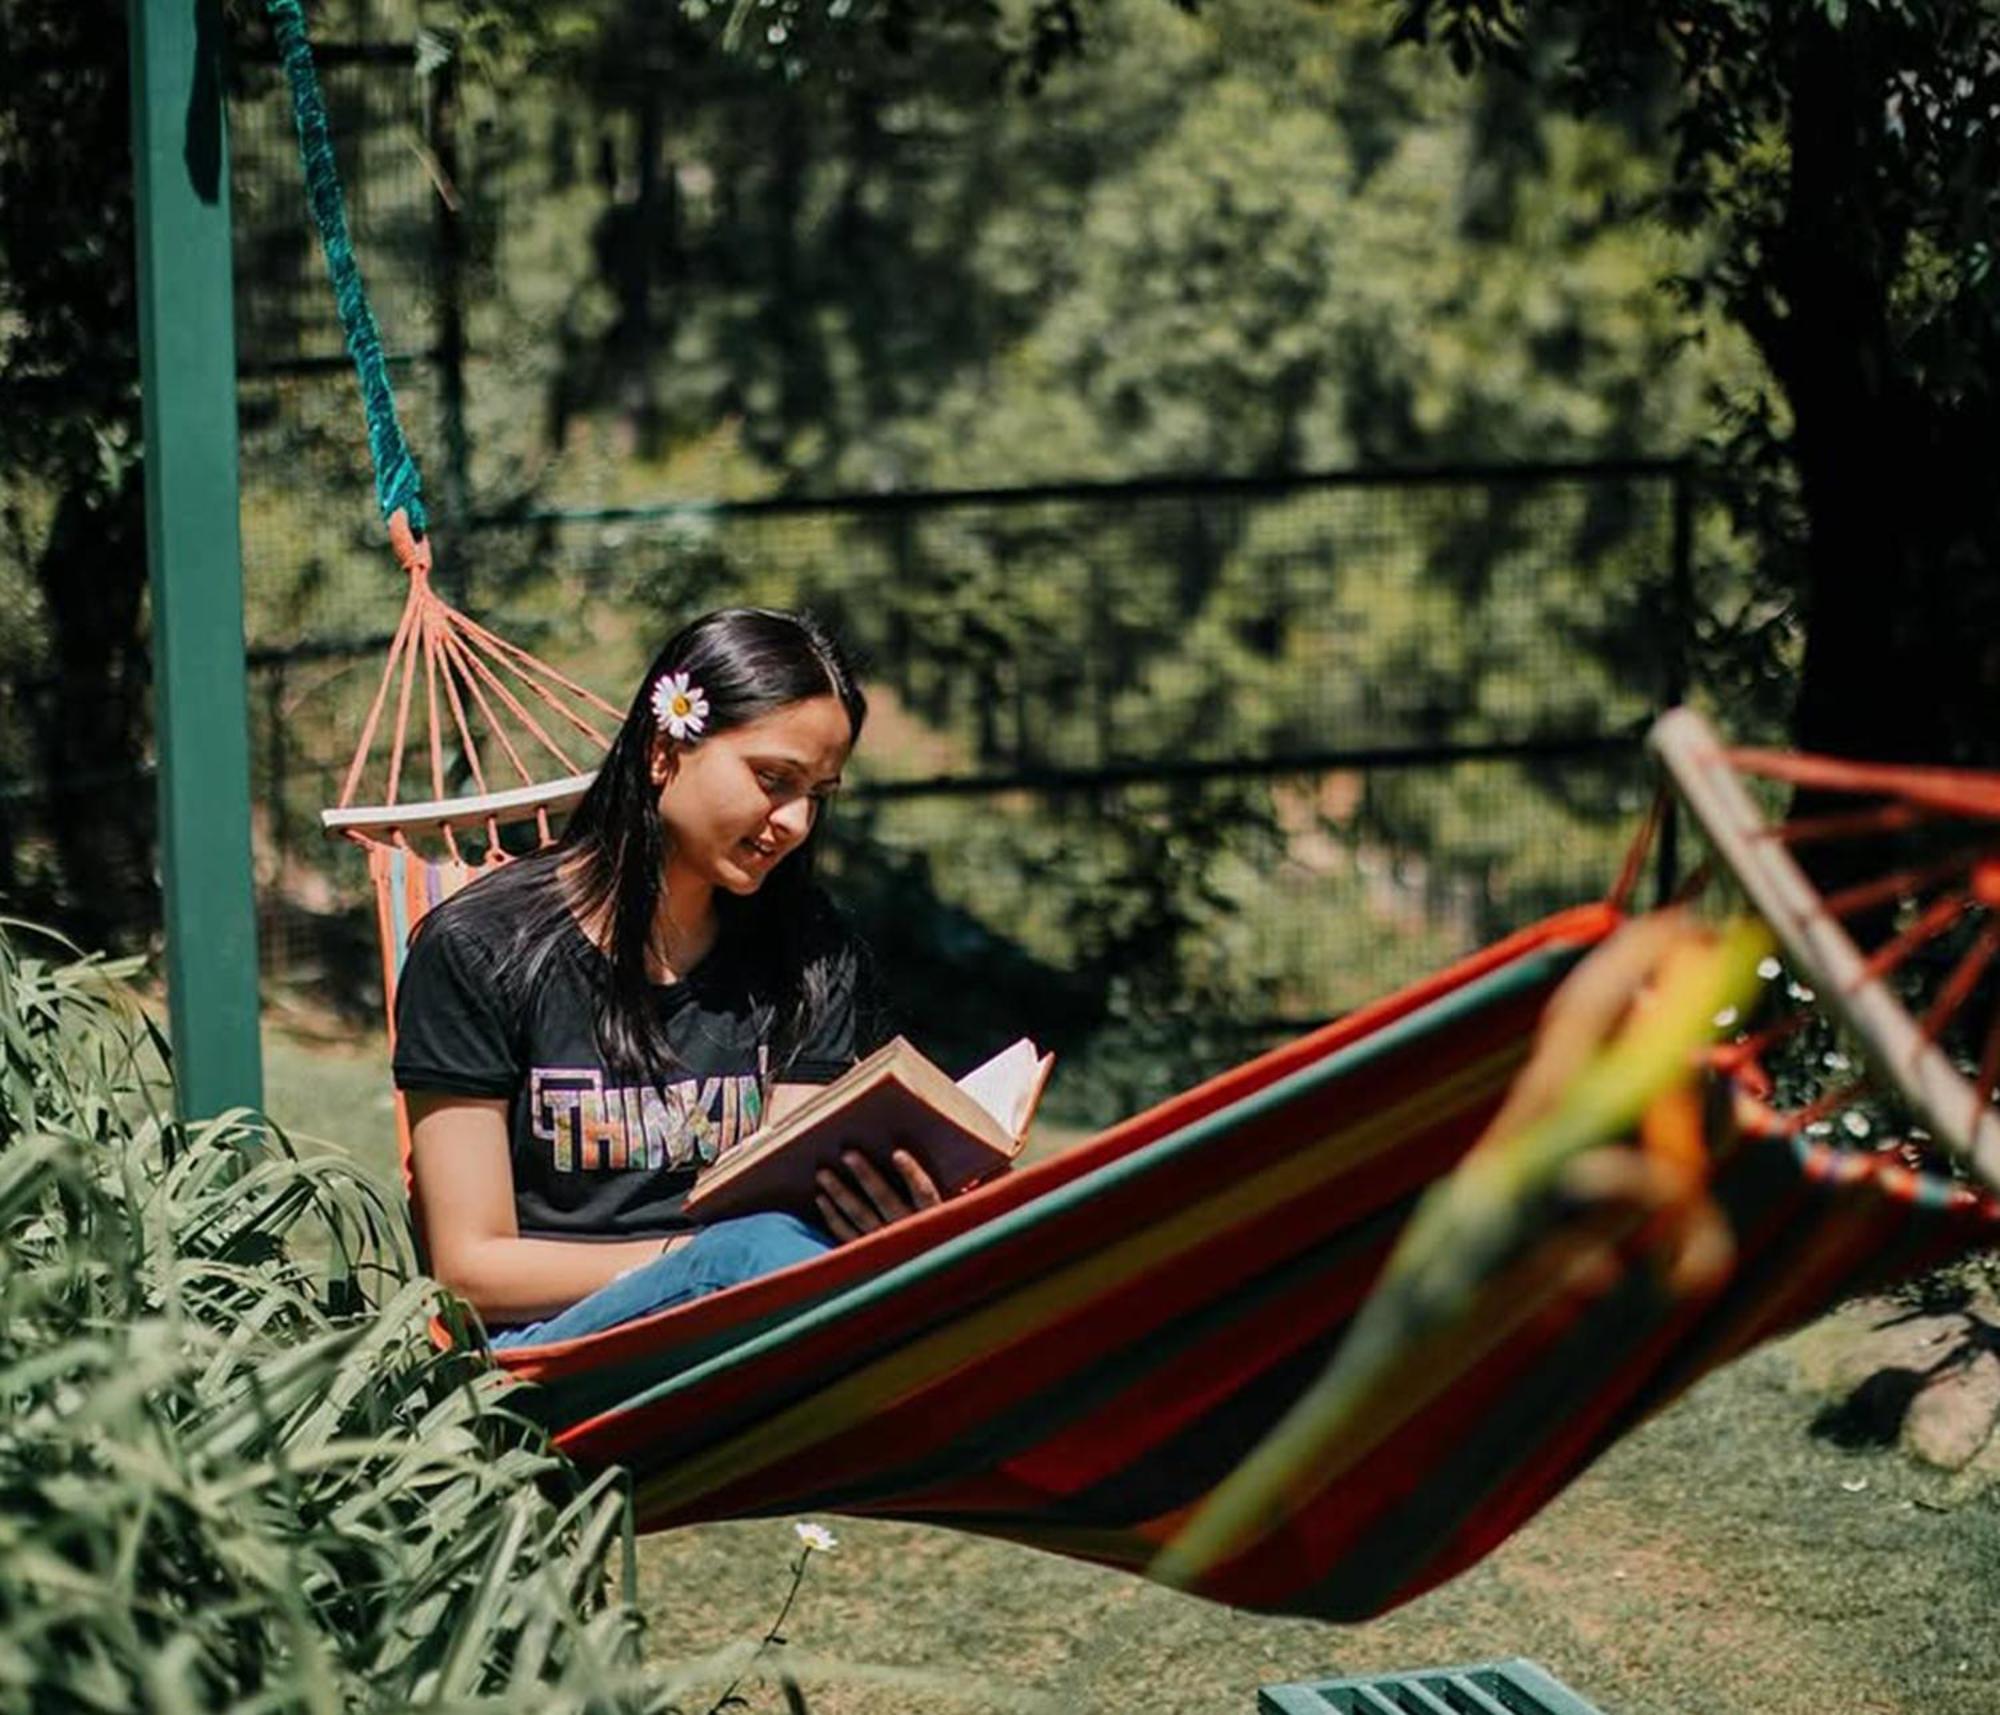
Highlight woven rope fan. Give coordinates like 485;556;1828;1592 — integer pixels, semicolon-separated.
318;510;616;857
1651;707;2000;1197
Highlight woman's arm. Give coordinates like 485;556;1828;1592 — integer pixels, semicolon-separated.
408;1091;685;1325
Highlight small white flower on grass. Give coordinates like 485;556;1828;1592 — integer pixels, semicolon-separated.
793;1521;837;1553
651;671;709;741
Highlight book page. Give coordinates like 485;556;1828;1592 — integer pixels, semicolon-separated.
954;1038;1048;1137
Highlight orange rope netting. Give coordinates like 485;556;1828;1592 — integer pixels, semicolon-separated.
1675;731;2000;1175
334;510;622;856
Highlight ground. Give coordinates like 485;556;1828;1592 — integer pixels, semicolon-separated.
264;1023;2000;1715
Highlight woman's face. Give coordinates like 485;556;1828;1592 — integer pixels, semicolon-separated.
651;693;853;896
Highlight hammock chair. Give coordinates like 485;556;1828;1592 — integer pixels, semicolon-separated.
268;1;2000;1622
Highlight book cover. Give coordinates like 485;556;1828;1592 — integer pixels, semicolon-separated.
682;1036;1053;1223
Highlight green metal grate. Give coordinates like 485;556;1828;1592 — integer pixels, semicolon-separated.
1257;1658;1609;1715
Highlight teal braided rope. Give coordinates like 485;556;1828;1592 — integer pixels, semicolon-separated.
265;0;427;535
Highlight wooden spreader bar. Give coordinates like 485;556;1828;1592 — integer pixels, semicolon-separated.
1650;707;2000;1192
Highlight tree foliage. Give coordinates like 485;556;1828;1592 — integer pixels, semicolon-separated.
0;0;1816;1108
435;0;1735;1109
1393;0;2000;765
0;0;153;946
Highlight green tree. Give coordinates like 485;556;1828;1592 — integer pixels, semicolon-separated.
0;0;153;945
411;0;1756;1108
1393;0;2000;766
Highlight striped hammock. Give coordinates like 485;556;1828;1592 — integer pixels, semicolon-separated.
362;852;1999;1618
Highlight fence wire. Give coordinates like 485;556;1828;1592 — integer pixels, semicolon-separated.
446;468;1687;1117
2;37;1705;1123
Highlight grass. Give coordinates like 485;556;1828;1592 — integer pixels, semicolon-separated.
263;1015;403;1183
263;1020;2000;1715
623;1346;2000;1715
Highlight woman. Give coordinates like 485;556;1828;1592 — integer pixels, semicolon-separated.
393;607;940;1348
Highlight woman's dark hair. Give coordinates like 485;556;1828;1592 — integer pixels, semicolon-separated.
428;607;868;1078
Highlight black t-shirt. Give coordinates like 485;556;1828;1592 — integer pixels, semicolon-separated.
392;890;861;1240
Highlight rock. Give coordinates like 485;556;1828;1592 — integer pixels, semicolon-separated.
1902;1349;2000;1471
1944;1418;2000;1503
1786;1295;1998;1399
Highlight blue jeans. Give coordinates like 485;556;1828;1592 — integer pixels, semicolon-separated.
489;1211;835;1349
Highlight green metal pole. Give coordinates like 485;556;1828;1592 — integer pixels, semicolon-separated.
130;0;264;1117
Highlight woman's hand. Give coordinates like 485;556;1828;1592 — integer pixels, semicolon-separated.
814;1147;943;1242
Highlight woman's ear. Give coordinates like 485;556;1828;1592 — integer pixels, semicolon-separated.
648;734;679;789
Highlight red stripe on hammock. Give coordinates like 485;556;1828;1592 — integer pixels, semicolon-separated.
761;1249;1393;1556
656;1244;1389;1532
991;1233;1396;1501
1371;1141;2000;1618
1128;1138;1917;1612
622;1138;1433;1525
1346;1134;1964;1614
1181;1235;1627;1612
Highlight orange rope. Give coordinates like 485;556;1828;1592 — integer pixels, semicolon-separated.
338;582;423;810
386;507;433;580
1918;921;2000;1045
445;610;619;751
1774;800;1935;847
451;606;621;727
1823;851;1977;923
1857;892;1969;982
434;625;545;788
1658;717;2000;1180
1729;746;2000;820
1709;1007;1812;1076
438;625;587;776
436;623;552;791
1772;1078;1872;1139
433;625;490;798
336;509;617;818
384;592;424;807
1606;784;1665;913
421;604;448;803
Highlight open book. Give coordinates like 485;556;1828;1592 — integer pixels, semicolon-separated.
683;1036;1055;1223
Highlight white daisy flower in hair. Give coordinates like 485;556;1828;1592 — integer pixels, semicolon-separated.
650;671;709;741
793;1521;838;1553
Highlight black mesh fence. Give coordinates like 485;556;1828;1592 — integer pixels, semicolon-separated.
231;38;448;654
226;36;460;997
0;33;1707;1124
446;465;1691;1120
